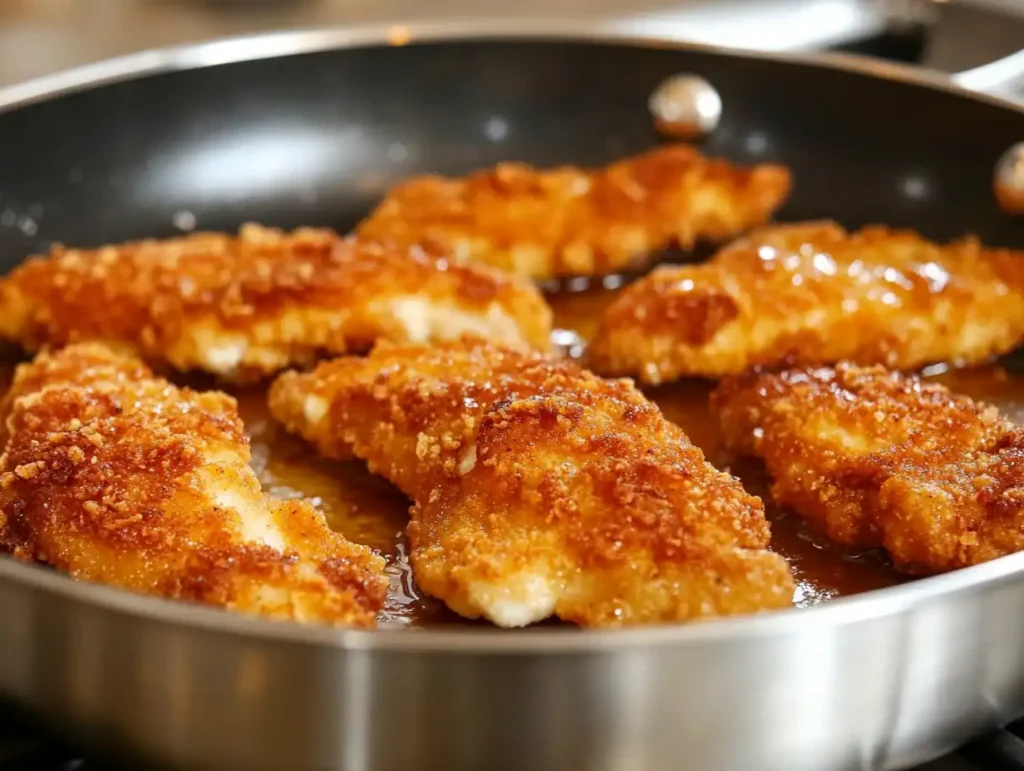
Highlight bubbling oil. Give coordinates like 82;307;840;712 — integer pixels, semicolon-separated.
234;285;1016;627
4;285;1022;627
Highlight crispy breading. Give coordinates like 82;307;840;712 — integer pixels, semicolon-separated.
269;341;794;628
357;145;791;280
712;363;1024;573
0;223;552;382
589;222;1024;383
0;343;387;627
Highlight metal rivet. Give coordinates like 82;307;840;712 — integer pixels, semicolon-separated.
550;327;585;360
648;74;722;140
994;141;1024;215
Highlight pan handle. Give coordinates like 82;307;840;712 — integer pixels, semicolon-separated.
952;46;1024;214
951;49;1024;99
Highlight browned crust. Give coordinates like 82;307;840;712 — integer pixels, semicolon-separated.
269;341;795;628
0;224;552;381
0;343;387;627
357;144;792;280
590;221;1024;383
712;362;1024;573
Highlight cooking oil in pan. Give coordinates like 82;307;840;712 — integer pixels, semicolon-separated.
2;281;1021;628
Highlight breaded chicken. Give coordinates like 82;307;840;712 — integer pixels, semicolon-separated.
712;363;1024;573
357;145;791;280
0;343;387;626
0;223;552;382
590;222;1024;383
269;341;794;628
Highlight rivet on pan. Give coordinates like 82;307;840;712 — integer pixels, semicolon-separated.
172;210;197;232
648;74;722;140
995;141;1024;215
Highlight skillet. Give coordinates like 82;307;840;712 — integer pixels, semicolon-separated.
0;20;1024;771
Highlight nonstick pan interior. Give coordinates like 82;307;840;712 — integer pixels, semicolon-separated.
0;37;1022;272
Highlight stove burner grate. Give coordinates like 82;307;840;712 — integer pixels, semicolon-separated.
1;716;1022;770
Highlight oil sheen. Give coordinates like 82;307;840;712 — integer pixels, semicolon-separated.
5;284;1020;628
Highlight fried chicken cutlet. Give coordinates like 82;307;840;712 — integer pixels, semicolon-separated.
0;223;551;382
0;343;387;626
357;144;791;280
712;363;1024;573
590;222;1024;383
268;341;795;628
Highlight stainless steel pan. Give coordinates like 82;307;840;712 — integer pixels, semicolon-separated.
1;20;1024;771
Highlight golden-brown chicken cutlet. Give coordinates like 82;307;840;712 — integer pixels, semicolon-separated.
0;223;552;382
590;222;1024;383
712;363;1024;573
0;343;386;626
357;144;792;280
269;341;795;628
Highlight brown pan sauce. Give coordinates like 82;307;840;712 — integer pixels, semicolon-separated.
2;284;1020;628
239;285;1024;627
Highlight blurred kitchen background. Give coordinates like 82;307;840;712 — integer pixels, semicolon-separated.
0;0;1021;94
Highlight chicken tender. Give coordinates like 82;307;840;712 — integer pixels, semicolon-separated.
269;342;794;628
0;343;387;627
712;363;1024;573
0;223;552;381
357;144;791;280
590;222;1024;383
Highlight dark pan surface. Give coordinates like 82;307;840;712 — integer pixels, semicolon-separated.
0;39;1022;272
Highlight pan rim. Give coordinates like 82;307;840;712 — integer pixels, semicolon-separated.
0;18;1023;116
0;19;1023;651
5;548;1024;651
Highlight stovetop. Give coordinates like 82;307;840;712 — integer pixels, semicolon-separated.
921;721;1024;771
1;713;1022;770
